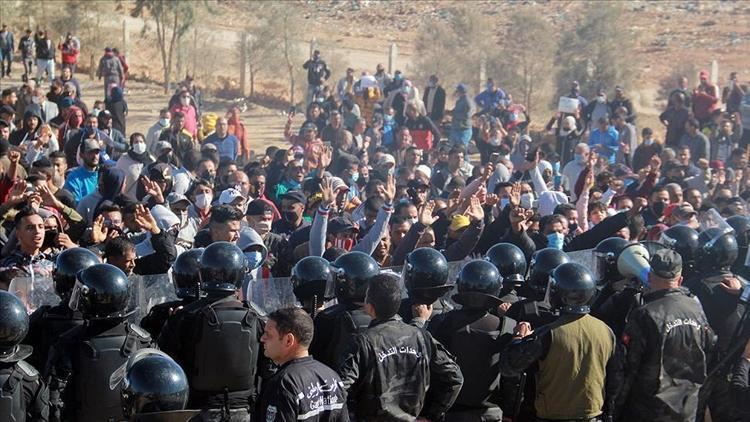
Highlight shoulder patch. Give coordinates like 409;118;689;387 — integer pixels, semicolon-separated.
17;360;39;377
266;405;277;422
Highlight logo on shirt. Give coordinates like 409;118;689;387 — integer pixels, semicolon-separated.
377;345;423;363
665;318;700;333
266;405;277;422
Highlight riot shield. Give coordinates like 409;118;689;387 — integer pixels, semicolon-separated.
8;276;61;314
245;276;301;316
127;274;179;324
567;248;604;282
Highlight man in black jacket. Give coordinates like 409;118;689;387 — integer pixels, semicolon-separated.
339;273;463;421
423;74;446;123
614;249;714;421
303;50;331;104
259;307;349;421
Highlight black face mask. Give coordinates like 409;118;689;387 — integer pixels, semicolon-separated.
282;210;299;224
201;171;215;184
652;201;667;217
43;229;58;249
158;153;171;164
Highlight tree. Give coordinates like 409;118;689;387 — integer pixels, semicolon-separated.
131;0;197;94
488;10;555;116
412;6;495;94
239;5;279;98
272;5;303;106
553;3;638;106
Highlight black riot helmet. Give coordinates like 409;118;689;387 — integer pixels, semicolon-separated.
0;291;30;362
594;237;630;284
551;262;596;315
172;248;204;299
485;243;527;287
121;352;189;418
199;241;248;294
331;251;379;303
660;225;700;267
453;259;502;309
68;263;131;320
528;248;570;293
54;247;100;300
696;227;738;271
291;256;332;305
403;248;451;304
728;215;750;248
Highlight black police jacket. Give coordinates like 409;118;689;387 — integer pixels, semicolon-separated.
257;356;349;422
613;287;715;422
339;316;463;421
684;270;745;355
25;303;84;373
0;360;49;422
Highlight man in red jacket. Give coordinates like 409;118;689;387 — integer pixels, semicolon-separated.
692;70;719;126
58;33;79;75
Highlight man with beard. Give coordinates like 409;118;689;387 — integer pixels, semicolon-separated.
239;168;280;220
63;137;100;202
158;111;195;162
245;200;287;276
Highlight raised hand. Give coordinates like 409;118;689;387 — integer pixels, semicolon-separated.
141;176;164;203
418;201;437;226
465;196;485;223
91;215;108;244
384;173;396;203
319;178;335;207
135;204;160;234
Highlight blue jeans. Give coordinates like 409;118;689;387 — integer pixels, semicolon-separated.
0;49;12;76
450;127;472;148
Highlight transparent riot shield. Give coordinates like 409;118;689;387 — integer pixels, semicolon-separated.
246;276;301;316
8;276;61;314
567;249;603;282
127;274;178;324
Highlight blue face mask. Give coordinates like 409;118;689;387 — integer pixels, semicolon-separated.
574;154;585;164
244;251;264;270
349;172;359;184
547;232;565;250
384;115;394;124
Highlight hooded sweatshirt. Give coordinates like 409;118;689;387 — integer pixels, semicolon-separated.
76;166;126;224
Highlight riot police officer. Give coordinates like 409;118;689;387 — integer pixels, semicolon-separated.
120;349;197;421
614;249;714;421
500;262;616;422
505;248;569;327
684;227;745;422
290;256;332;317
46;263;152;422
25;247;100;372
428;259;517;421
590;237;637;337
727;215;750;278
485;242;527;305
0;290;49;421
398;247;454;325
140;248;204;338
308;251;379;371
157;241;267;422
660;224;700;278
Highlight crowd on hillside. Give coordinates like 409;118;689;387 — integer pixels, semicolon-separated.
2;21;750;422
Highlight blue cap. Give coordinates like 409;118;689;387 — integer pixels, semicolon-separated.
456;83;467;93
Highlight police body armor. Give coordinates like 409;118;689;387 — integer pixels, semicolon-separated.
312;303;371;371
27;305;84;372
64;323;149;422
187;296;261;408
432;311;515;419
0;361;38;422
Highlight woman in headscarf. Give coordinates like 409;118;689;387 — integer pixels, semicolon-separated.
105;85;128;135
227;105;248;164
116;132;154;201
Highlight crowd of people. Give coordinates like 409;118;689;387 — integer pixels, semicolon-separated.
1;21;750;422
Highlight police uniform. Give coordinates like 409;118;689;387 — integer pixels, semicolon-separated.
24;303;84;372
500;263;616;422
309;303;371;371
46;320;152;422
157;295;268;421
615;287;714;421
0;353;50;421
258;356;348;422
140;299;190;339
397;296;453;327
339;316;463;421
429;309;515;421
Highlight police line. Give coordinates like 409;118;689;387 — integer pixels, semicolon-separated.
7;248;602;321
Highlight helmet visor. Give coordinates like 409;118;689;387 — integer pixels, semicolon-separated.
700;208;734;237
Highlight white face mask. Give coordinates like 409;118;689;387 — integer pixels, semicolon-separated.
195;192;212;210
488;137;502;146
159;118;170;127
31;96;40;104
499;198;510;209
131;143;146;154
253;220;272;236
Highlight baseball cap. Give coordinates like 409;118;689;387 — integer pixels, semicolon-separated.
200;143;218;152
650;249;683;278
377;154;396;168
699;70;709;79
166;192;191;206
81;138;101;153
219;188;246;205
408;178;429;190
154;141;173;155
330;177;349;193
281;190;307;205
245;199;273;217
148;163;173;181
328;215;359;234
456;83;467;93
665;203;697;221
415;164;432;180
709;160;724;170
